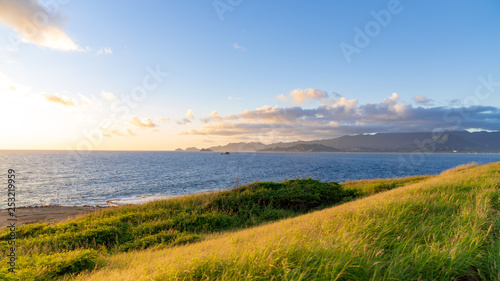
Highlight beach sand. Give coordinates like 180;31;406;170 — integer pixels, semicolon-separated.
0;206;110;228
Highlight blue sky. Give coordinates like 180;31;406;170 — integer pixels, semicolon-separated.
0;0;499;150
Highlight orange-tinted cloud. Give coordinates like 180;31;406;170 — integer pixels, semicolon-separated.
129;116;157;129
277;88;328;104
0;0;81;51
43;93;75;106
186;109;195;119
100;125;137;137
156;117;171;122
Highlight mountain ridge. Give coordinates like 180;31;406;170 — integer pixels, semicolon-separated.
182;131;500;153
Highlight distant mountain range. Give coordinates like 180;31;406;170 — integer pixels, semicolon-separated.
175;131;500;153
260;144;342;152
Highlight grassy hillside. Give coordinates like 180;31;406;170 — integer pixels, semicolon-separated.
0;176;427;280
2;162;499;280
69;162;500;281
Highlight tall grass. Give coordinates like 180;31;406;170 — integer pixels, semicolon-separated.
341;175;431;196
72;162;500;280
1;164;490;280
440;161;479;174
0;178;375;280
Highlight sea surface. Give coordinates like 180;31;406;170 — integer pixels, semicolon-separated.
1;151;500;208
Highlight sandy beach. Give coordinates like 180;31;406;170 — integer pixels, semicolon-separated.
0;206;110;228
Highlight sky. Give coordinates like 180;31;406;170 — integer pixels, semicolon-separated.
0;0;499;151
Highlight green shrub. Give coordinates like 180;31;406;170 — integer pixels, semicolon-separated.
210;178;355;213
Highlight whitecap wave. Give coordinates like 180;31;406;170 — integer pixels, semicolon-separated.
105;194;172;206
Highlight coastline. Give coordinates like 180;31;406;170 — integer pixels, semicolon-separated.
0;194;179;227
0;205;110;228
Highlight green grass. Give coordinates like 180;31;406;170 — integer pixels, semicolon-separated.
341;175;431;195
73;162;500;281
2;163;496;280
0;177;379;280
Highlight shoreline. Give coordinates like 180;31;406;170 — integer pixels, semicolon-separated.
0;205;111;228
0;195;179;227
0;193;205;228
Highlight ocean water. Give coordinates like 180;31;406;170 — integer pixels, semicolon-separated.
1;151;500;208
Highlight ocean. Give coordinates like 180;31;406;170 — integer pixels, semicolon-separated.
2;151;500;208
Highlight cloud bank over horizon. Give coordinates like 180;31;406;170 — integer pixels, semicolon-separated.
2;69;498;148
183;91;500;143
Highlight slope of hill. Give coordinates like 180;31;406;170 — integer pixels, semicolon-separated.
0;174;428;280
4;177;422;280
389;133;482;152
455;131;500;150
325;131;500;152
73;162;500;280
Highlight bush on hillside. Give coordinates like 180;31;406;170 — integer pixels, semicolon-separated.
209;178;355;213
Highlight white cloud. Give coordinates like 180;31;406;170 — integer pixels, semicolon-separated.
186;109;195;119
0;72;31;95
129;116;157;129
156;117;171;122
277;88;329;105
0;0;82;51
233;42;246;52
100;125;136;137
97;47;112;55
331;97;358;110
413;95;433;105
77;93;101;108
373;92;407;114
201;110;222;123
177;118;191;125
101;91;116;102
276;94;288;102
